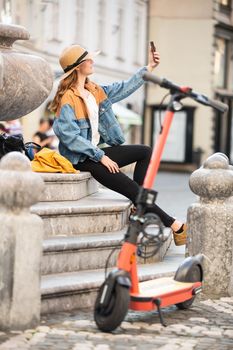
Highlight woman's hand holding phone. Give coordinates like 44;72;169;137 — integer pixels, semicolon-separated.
147;41;160;72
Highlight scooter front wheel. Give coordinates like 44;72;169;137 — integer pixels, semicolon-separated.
94;282;130;332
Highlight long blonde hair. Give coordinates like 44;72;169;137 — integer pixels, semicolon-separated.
49;70;78;114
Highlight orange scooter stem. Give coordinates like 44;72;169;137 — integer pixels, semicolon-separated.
143;110;174;189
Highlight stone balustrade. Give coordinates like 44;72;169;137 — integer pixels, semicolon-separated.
0;152;44;330
187;152;233;297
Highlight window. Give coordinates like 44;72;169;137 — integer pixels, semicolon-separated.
219;0;231;7
230;43;233;90
214;37;228;88
116;7;124;59
151;107;195;163
134;14;141;64
26;0;36;39
230;101;233;162
97;0;106;52
134;2;144;65
51;0;59;41
1;0;12;24
153;110;187;162
219;0;231;14
75;0;85;44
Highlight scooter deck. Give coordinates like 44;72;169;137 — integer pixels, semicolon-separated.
130;277;201;311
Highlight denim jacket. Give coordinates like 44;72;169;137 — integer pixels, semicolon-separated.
53;66;148;164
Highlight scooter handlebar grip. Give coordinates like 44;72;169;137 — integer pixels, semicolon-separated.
207;98;229;113
143;72;163;86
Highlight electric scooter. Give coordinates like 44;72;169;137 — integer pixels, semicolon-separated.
94;72;229;332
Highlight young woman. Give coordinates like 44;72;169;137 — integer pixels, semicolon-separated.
49;44;187;246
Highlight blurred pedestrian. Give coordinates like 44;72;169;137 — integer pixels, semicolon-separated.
0;123;7;133
5;119;22;136
33;117;53;148
49;44;186;245
46;118;59;150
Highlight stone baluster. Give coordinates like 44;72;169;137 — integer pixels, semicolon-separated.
0;152;44;330
187;152;233;297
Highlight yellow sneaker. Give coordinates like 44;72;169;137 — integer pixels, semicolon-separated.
173;224;187;246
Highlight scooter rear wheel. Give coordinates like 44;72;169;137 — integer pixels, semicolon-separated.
175;265;201;310
94;282;130;332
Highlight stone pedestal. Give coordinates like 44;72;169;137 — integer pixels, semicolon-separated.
0;152;44;331
187;153;233;298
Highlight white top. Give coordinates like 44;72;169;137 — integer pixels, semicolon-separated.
83;92;100;147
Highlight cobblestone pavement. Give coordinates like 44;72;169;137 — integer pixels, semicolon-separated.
1;295;233;350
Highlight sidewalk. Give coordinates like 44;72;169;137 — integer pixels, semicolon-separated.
154;171;196;222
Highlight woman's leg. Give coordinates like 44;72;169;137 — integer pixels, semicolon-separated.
103;145;152;185
74;154;175;227
75;147;187;245
102;145;177;226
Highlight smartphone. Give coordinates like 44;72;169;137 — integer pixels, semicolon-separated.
150;41;157;63
150;41;156;53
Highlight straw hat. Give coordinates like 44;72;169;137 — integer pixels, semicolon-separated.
59;45;100;80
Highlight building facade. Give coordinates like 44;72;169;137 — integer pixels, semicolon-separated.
145;0;233;168
0;0;148;142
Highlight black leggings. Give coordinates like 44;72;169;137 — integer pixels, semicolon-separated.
74;145;175;227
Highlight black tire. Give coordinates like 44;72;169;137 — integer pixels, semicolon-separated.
94;282;130;332
176;265;201;310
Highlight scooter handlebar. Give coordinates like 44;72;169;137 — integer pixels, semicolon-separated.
143;72;229;113
190;92;229;113
205;97;229;114
143;72;163;86
143;72;182;91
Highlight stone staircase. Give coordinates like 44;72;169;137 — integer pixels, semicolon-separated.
31;172;174;314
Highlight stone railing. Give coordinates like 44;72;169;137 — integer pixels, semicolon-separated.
0;152;44;330
187;152;233;298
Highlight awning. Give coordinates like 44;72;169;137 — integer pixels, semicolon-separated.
112;103;142;126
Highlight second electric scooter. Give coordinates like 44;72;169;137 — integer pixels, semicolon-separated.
94;72;228;332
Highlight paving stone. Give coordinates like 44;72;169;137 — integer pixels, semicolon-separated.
28;333;47;345
35;326;50;333
95;345;111;350
220;297;233;303
224;329;233;338
201;329;223;338
24;333;33;341
189;317;209;323
73;320;93;328
139;324;163;333
49;329;76;336
187;326;208;337
165;324;191;335
156;343;180;350
9;331;22;335
72;341;94;350
120;322;141;331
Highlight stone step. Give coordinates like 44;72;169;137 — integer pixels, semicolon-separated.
42;229;172;275
37;172;98;202
31;189;131;237
41;243;184;314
